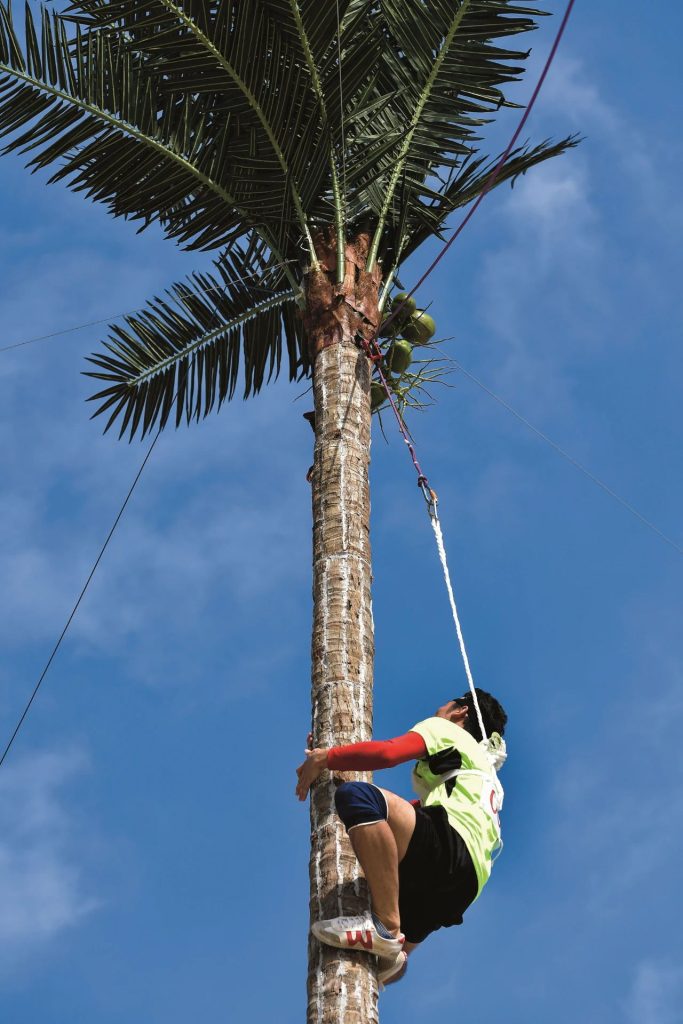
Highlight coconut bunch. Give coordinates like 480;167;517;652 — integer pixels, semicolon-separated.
371;292;438;413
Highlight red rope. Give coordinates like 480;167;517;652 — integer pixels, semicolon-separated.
367;0;576;500
363;335;432;505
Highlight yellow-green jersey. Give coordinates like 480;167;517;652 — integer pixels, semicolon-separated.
409;717;504;895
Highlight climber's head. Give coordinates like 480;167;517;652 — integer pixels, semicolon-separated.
435;689;507;743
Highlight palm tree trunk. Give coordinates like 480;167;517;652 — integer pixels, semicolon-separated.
305;232;382;1024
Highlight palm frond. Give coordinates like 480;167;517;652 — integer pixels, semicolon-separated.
65;0;335;254
0;0;581;438
1;0;572;270
0;1;255;251
400;133;581;260
85;243;306;439
66;0;392;266
345;0;554;264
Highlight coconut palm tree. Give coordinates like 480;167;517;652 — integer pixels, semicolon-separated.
0;1;575;1019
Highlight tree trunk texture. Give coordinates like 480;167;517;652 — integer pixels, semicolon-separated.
305;232;382;1024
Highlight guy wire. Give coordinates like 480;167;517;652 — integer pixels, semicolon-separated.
0;429;161;769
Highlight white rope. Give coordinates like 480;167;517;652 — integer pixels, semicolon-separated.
429;508;488;743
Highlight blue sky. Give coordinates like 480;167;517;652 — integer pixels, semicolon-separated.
1;4;682;1022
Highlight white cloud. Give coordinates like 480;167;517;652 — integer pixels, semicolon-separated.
0;419;310;695
542;56;619;134
627;960;683;1024
541;55;683;235
507;158;596;246
479;154;605;343
548;663;683;911
0;749;98;958
468;51;683;424
0;214;312;689
457;93;669;472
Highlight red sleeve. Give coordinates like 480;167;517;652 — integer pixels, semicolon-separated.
327;731;427;771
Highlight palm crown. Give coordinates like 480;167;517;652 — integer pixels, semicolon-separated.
0;0;576;438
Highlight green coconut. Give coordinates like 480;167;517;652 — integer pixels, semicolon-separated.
371;381;387;410
387;339;413;375
391;291;418;317
403;310;436;344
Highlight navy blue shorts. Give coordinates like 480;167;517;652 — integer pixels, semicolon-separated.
335;781;388;830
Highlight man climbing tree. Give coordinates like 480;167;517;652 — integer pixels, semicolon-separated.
296;688;508;986
0;1;575;1019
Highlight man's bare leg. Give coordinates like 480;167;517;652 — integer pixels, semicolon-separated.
348;789;417;936
349;821;401;933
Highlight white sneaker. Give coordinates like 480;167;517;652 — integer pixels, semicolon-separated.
377;950;408;987
311;915;405;958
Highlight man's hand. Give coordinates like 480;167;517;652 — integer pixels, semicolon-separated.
295;747;329;801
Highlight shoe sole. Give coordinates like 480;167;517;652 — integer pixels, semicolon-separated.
378;951;408;986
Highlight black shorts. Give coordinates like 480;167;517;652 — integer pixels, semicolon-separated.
398;805;478;944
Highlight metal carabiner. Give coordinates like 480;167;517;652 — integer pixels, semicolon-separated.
417;476;438;520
